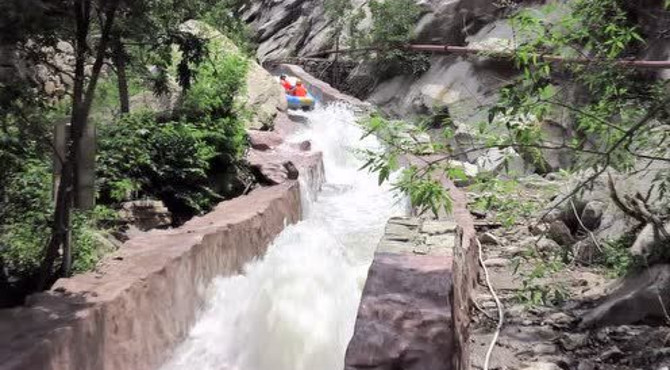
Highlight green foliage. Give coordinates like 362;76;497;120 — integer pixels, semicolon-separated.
599;236;638;278
324;0;354;33
0;160;116;279
490;0;669;179
97;111;245;216
365;0;422;47
200;0;256;55
512;250;569;306
0;161;53;277
2;26;250;293
91;75;144;119
70;206;119;273
349;0;429;78
469;176;541;228
359;114;453;216
98;37;249;216
181;39;249;120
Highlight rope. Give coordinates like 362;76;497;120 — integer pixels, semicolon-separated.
477;238;504;370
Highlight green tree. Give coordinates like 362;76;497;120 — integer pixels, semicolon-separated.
0;0;245;290
349;0;429;79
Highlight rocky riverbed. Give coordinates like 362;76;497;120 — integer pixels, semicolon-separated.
467;173;670;370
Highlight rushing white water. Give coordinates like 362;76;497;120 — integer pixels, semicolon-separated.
162;104;406;370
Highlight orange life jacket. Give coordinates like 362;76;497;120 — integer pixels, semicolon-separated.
293;85;308;97
280;80;292;92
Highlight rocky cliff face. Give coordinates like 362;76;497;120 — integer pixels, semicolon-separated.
242;0;670;110
242;0;670;165
241;0;513;118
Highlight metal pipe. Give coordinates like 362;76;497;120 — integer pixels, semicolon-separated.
304;44;670;69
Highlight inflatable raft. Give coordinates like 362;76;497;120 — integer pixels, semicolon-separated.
286;93;315;111
276;75;316;110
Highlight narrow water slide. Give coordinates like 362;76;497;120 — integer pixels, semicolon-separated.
162;104;407;370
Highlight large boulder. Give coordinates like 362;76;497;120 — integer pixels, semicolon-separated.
581;264;670;328
179;20;287;129
242;0;337;60
248;129;284;151
119;200;172;231
630;221;670;260
544;165;666;252
475;147;530;176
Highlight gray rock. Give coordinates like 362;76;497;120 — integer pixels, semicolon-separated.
524;237;560;252
544;311;574;327
630;221;670;260
479;232;500;245
531;343;559;356
119;200;172;231
284;161;299;180
420;220;457;235
543;208;564;223
529;223;548;236
600;346;624;362
476;147;529;176
521;361;562;370
548;220;575;246
180;20;286;129
389;217;421;227
425;234;456;251
504;246;525;256
538;120;574;171
248;130;283;151
44;80;56;95
545;172;562;181
577;360;596;370
581;264;670;328
559;333;587;351
385;222;415;242
483;258;510;267
573;239;600;264
252;162;289;185
580;201;605;231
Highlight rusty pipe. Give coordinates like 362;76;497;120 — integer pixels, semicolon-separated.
304;44;670;69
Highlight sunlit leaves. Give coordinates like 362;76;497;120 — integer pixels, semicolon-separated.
393;166;453;217
358;114;456;217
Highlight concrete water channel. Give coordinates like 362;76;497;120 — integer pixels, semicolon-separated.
0;65;477;370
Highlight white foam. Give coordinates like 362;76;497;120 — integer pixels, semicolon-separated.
162;103;406;370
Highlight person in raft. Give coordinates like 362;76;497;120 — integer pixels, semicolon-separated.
279;75;293;92
290;80;308;97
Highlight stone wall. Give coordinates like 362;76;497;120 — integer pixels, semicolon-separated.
0;183;302;370
344;217;456;370
344;176;478;370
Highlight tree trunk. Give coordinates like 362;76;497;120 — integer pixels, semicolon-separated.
74;0;119;210
333;34;340;88
39;0;120;288
112;35;129;114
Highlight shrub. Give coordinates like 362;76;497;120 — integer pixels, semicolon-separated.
180;38;249;120
349;0;429;79
98;37;250;218
0;161;115;284
0;160;53;278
